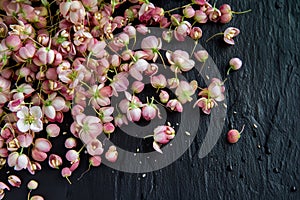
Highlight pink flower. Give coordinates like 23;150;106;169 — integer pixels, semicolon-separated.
43;92;65;120
229;57;242;70
151;74;167;89
193;97;215;114
5;35;21;51
86;139;104;156
0;181;10;200
31;148;47;162
142;98;160;121
64;137;77;149
30;195;44;200
105;146;118;162
65;150;79;162
18;43;36;61
194;50;209;62
76;115;103;144
183;5;195;18
17;133;33;148
131;81;145;94
159;90;169;103
166;50;195;73
88;84;111;109
166;99;183;112
60;1;86;25
174;21;192;41
141;36;162;61
8;152;29;171
27;180;38;190
190;27;203;40
48;154;63;169
46;124;60;137
153;125;175;153
89;156;101;167
33;47;55;66
129;59;149;81
16;106;43;133
35;138;52;153
98;107;114;123
206;7;221;22
0;76;11;104
7;175;21;188
110;72;129;96
194;10;208;23
103;122;115;134
224;27;240;45
175;81;196;104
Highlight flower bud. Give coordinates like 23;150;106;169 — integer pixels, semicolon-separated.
27;180;38;190
183;6;195;18
5;35;22;51
65;137;77;149
229;58;242;70
159;90;169;103
227;129;240;143
89;156;101;167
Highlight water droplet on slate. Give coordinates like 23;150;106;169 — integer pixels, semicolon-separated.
227;165;233;171
291;186;297;192
273;168;280;173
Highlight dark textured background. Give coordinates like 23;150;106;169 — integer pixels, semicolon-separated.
2;0;300;199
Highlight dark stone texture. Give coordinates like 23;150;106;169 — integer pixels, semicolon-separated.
1;0;300;199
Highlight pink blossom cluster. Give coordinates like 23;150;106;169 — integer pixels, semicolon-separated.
0;0;248;198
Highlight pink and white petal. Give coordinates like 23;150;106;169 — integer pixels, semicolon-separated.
30;119;43;132
30;106;42;119
52;97;65;111
16;107;28;119
17;119;30;133
44;106;56;119
153;141;163;154
83;116;100;124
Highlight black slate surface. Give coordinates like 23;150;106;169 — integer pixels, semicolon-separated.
1;0;300;199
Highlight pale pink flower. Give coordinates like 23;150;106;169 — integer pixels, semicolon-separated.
103;122;115;134
194;10;208;23
8;175;21;188
8;152;29;171
142;102;160;121
60;1;86;25
65;150;79;162
89;156;101;167
141;36;162;61
18;43;36;61
64;138;77;149
33;47;55;66
31;148;47;162
0;76;11;104
224;27;240;45
153;125;175;153
86;139;104;156
87;39;107;58
175;81;196;104
129;59;149;81
27;180;38;190
166;50;195;73
8;93;24;112
159;90;169;103
48;154;63;169
194;50;209;62
193;97;215;114
131;81;145;93
206;7;221;22
35;138;52;153
199;78;225;102
174;21;192;41
17;133;33;148
0;181;10;200
136;24;149;35
46;124;60;138
76;115;103;144
183;5;195;18
16;106;43;133
43;92;65;119
166;99;183;112
30;195;44;200
151;74;167;89
88;84;111;109
110;72;129;96
105;146;118;162
5;35;22;51
98;107;114;123
167;78;179;89
27;161;41;175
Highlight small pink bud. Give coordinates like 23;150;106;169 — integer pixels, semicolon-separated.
220;13;232;24
103;122;115;134
159;90;169;103
229;58;242;70
48;154;63;169
194;50;209;62
89;156;101;167
166;99;183;112
219;4;232;14
46;124;60;138
142;105;157;121
183;5;195;18
27;180;38;190
194;10;208;23
61;167;72;177
64;138;77;149
227;129;240;143
8;175;21;188
5;35;22;51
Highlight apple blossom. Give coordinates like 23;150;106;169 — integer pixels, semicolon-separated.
166;50;195;73
16;106;43;133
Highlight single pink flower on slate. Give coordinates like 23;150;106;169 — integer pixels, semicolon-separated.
224;27;240;45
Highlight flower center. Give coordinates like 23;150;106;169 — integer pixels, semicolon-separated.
25;115;35;124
